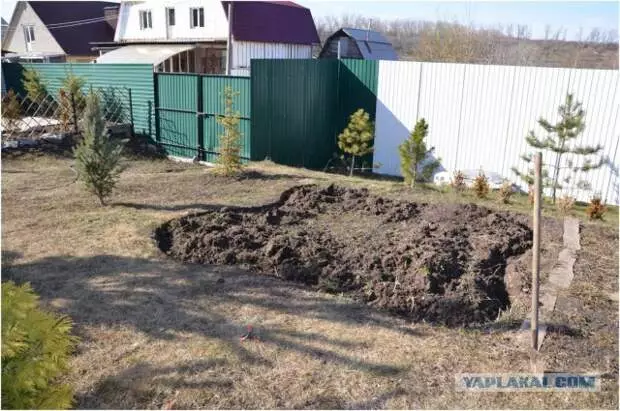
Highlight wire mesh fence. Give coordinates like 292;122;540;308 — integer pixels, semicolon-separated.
1;86;132;142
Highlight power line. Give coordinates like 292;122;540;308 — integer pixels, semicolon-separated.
3;14;118;35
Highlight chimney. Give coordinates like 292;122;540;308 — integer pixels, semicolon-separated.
104;6;119;30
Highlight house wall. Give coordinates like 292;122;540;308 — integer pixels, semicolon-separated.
231;41;312;76
115;0;228;42
2;2;64;54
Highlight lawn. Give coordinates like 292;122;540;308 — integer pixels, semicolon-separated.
2;151;618;409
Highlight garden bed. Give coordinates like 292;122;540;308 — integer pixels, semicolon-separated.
156;184;535;326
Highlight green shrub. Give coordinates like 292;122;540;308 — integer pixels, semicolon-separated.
2;281;77;409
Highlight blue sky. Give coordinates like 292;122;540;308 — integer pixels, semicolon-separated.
300;0;619;40
2;0;618;41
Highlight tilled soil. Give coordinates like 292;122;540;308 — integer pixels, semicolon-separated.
155;185;533;326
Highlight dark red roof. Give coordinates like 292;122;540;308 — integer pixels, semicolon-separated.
222;1;319;45
29;1;117;55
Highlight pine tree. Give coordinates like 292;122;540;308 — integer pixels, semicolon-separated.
337;109;374;176
398;118;441;187
513;93;605;204
62;73;86;126
216;86;243;175
73;89;124;205
22;68;47;104
2;89;21;131
2;281;77;409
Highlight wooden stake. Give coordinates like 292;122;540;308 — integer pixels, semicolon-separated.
532;152;542;350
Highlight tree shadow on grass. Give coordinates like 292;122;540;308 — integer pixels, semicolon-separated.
3;252;414;407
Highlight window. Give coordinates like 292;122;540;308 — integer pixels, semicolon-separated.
23;25;35;42
190;7;204;28
166;8;175;26
139;10;152;30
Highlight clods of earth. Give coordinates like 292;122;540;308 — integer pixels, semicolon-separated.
155;185;533;326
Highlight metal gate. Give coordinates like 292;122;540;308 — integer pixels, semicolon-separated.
155;72;251;162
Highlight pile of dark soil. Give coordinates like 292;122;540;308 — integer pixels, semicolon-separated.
155;185;533;326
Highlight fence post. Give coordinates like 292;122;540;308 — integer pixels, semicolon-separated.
531;152;542;350
70;91;79;134
196;74;204;161
127;88;135;138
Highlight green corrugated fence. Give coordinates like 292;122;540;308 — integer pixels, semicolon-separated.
155;72;251;161
2;63;155;137
250;59;379;169
2;60;379;169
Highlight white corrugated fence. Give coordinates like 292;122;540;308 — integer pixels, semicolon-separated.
373;61;619;204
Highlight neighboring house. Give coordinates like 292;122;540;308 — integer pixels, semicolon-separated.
319;28;398;60
1;18;8;44
2;1;118;62
94;0;320;75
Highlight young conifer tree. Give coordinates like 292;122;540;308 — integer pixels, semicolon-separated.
398;118;441;187
337;108;374;176
73;89;123;205
215;86;243;175
513;93;605;203
2;281;77;409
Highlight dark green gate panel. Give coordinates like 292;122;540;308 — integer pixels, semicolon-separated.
201;75;251;163
251;59;340;169
157;74;198;158
1;62;155;137
250;59;379;169
155;73;251;161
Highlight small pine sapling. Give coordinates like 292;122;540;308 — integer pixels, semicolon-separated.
586;195;607;220
73;89;124;205
215;86;243;175
22;68;47;105
58;89;71;132
451;170;466;192
498;181;514;204
513;93;605;204
2;281;77;409
398;118;441;187
338;109;374;176
473;171;489;199
62;72;86;125
556;195;575;215
2;89;21;131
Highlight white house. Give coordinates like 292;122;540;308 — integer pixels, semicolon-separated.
95;0;320;75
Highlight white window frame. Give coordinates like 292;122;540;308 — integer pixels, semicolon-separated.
189;7;204;29
166;8;175;26
23;25;35;43
139;10;152;30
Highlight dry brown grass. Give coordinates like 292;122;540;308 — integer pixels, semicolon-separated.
2;153;618;409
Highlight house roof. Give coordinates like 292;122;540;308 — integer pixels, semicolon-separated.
324;28;398;60
221;1;319;45
27;1;117;55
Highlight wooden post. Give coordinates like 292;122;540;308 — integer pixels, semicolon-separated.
531;152;542;350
